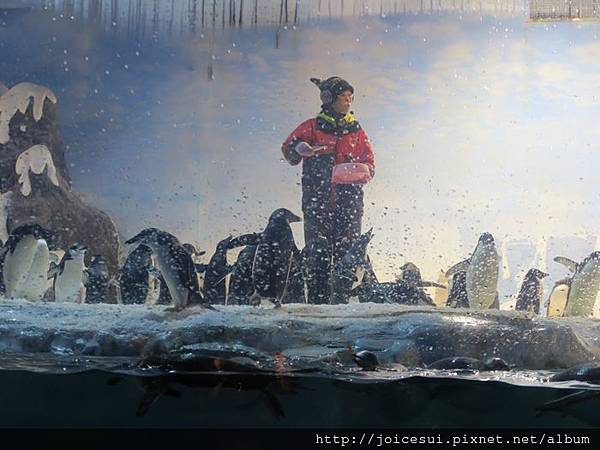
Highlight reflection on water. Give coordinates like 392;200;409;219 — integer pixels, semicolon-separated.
0;353;599;427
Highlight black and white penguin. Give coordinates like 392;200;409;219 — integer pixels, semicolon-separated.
53;243;87;303
515;268;549;314
84;255;110;304
428;356;510;371
228;244;257;305
445;270;469;308
203;236;234;305
249;208;302;308
125;228;213;311
330;228;373;305
2;224;53;301
118;244;154;304
445;232;499;309
553;251;600;317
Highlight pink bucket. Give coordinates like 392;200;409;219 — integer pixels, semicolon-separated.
331;162;372;184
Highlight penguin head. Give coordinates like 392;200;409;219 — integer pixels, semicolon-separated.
478;232;495;245
528;268;549;279
125;228;162;246
482;357;510;371
6;223;55;253
216;235;233;250
269;208;302;224
66;243;87;259
399;262;421;285
352;350;379;371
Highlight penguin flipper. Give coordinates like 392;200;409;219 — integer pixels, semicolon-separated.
445;259;471;278
420;281;447;289
553;256;579;273
47;263;59;280
229;233;261;249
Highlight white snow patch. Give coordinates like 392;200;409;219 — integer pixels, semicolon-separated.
15;144;60;196
0;82;57;144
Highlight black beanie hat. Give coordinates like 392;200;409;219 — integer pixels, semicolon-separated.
310;77;354;105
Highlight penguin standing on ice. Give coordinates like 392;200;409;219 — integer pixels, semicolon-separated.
515;268;548;314
203;236;234;305
53;243;87;303
248;208;302;308
84;255;110;304
125;228;214;311
2;224;53;301
118;244;155;304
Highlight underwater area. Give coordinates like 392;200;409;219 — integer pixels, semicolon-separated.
1;0;600;435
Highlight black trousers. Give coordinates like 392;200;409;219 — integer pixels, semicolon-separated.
301;155;364;304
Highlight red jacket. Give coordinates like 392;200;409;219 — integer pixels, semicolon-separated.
281;116;375;172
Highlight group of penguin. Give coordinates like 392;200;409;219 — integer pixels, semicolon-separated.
1;211;599;317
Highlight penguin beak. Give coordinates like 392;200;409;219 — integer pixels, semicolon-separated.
125;234;142;245
289;212;302;223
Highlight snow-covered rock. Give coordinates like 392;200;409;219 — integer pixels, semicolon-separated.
0;299;597;370
0;82;120;282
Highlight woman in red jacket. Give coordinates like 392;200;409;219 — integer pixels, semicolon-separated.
281;77;375;304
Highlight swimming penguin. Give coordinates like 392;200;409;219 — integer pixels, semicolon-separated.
2;224;53;301
228;244;257;305
203;236;234;305
53;243;87;303
515;268;549;314
445;232;499;309
118;244;155;304
553;251;600;317
428;356;510;371
248;208;302;308
330;228;373;305
352;350;379;371
545;279;570;318
549;363;600;384
84;255;110;304
125;228;213;311
445;270;469;308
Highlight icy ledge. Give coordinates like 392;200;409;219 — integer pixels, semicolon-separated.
0;299;598;370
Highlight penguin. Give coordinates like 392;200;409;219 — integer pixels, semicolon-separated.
84;255;110;304
395;262;445;305
550;363;600;384
445;270;469;308
330;228;373;305
53;243;87;303
352;350;379;371
515;268;549;314
118;244;155;304
2;224;53;301
248;208;302;308
545;279;570;318
445;232;499;309
302;234;332;304
203;236;234;305
125;228;213;311
228;244;257;305
433;270;449;307
553;251;600;317
428;356;510;371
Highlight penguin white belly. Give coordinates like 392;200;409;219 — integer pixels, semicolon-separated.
18;239;49;301
4;235;38;298
433;270;449;308
564;262;600;317
466;246;499;309
546;284;569;318
55;260;85;303
154;253;187;309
